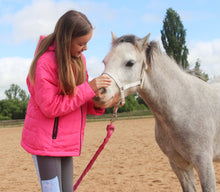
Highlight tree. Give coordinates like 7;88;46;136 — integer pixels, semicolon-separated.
0;84;29;120
4;84;29;101
161;8;189;69
0;100;13;120
104;93;147;114
188;59;209;82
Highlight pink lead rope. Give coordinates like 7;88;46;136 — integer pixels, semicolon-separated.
73;122;115;191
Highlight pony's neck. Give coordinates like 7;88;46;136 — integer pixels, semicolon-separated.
138;52;189;117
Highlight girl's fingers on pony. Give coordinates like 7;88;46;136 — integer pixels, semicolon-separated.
96;76;112;89
99;75;112;85
88;76;111;92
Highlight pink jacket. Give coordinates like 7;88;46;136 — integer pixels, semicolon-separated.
21;37;104;157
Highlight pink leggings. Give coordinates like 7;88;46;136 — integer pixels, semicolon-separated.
32;155;73;192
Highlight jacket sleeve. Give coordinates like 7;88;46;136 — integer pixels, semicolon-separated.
86;99;105;115
32;54;95;118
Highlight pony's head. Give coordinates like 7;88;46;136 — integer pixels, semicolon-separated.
93;32;151;108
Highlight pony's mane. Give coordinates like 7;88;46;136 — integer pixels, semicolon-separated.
145;41;161;65
146;41;161;65
112;35;138;47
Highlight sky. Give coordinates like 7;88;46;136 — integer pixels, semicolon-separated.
0;0;220;99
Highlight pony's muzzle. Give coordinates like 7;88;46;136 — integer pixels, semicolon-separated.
92;86;120;108
92;87;107;104
99;87;107;94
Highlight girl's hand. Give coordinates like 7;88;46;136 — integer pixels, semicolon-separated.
88;75;112;93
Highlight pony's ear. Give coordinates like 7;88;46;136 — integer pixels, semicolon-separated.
111;31;118;42
138;33;151;49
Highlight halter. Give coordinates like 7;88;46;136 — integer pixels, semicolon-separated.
103;61;146;107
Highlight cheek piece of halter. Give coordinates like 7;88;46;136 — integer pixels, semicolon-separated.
102;60;147;110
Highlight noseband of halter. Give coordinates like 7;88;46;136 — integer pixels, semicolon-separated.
103;62;146;107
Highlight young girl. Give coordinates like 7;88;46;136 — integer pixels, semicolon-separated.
21;10;112;192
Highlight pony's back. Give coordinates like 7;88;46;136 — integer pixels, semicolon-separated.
209;76;220;83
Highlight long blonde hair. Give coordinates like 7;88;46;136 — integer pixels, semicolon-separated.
29;10;93;95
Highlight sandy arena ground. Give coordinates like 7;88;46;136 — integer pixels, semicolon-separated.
1;118;220;192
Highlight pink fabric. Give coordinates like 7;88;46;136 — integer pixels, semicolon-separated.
21;36;104;157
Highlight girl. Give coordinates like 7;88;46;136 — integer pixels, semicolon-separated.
21;10;113;192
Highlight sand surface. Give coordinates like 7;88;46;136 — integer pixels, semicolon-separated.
1;118;220;192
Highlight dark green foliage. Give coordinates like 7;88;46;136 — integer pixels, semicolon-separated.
0;84;29;120
161;8;189;69
104;93;148;114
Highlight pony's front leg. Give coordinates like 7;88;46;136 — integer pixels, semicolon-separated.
193;155;216;192
169;160;197;192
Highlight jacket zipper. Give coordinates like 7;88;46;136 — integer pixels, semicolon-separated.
52;117;59;139
79;107;83;154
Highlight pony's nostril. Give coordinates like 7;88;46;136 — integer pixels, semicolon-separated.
93;96;100;102
99;87;106;94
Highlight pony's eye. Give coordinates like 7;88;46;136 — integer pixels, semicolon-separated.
126;60;135;67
